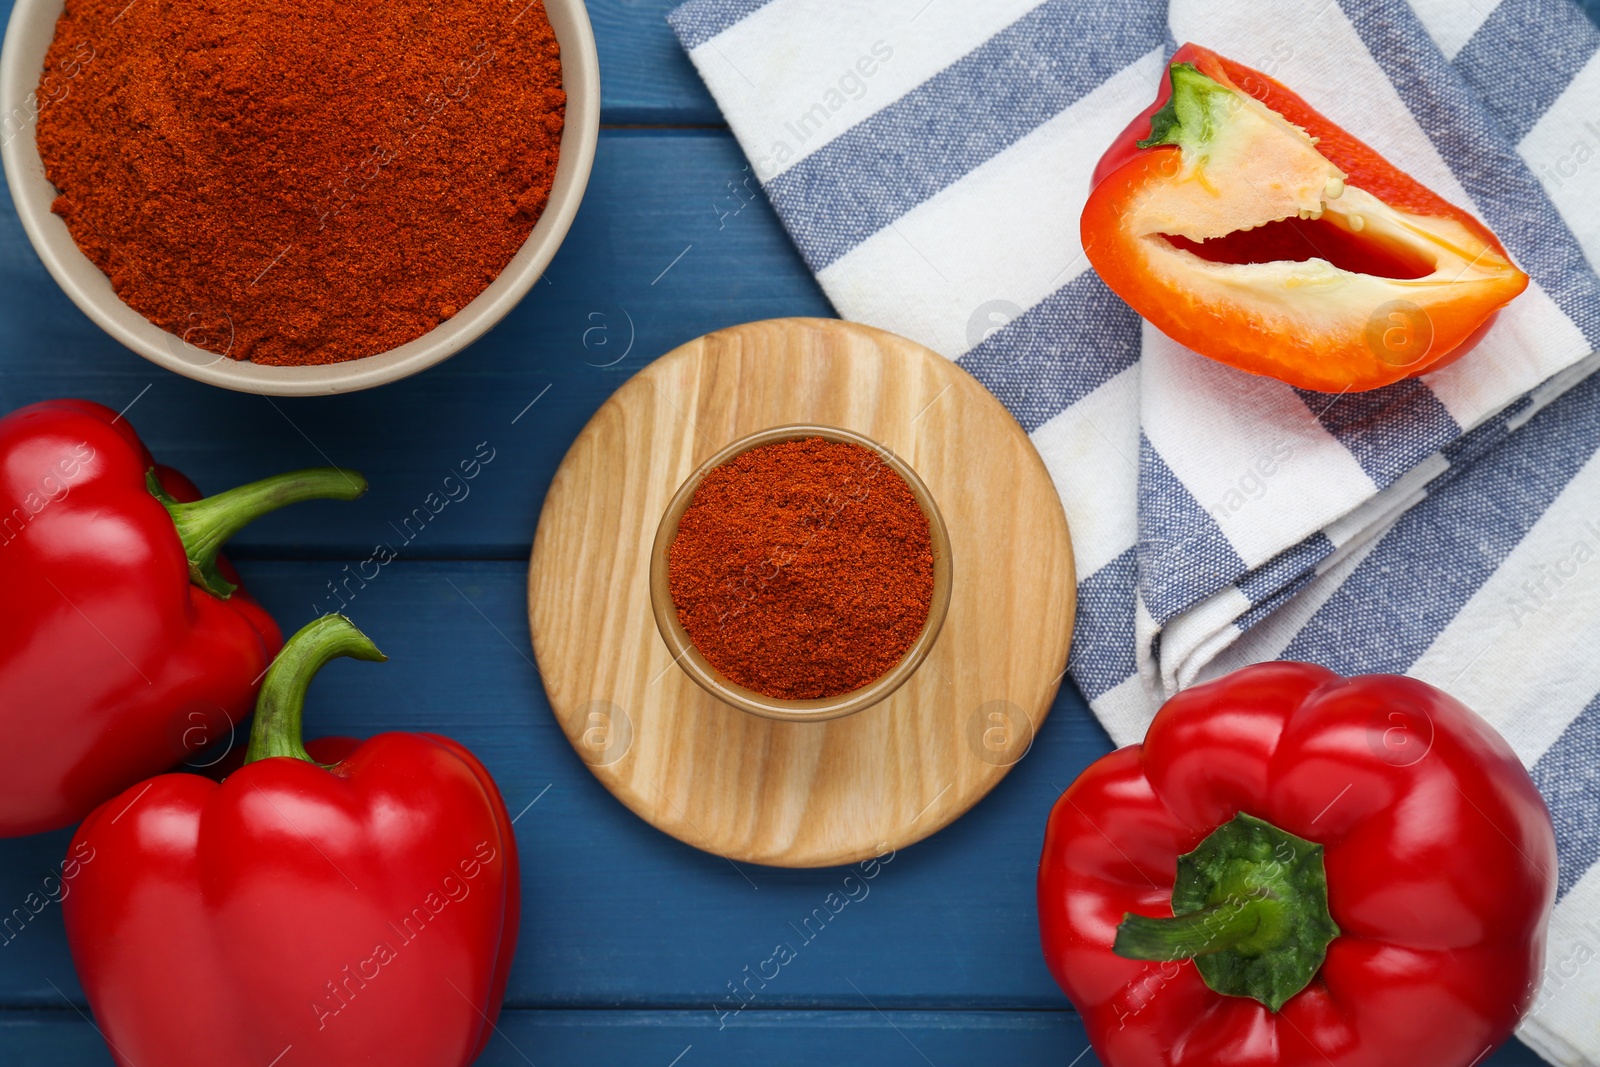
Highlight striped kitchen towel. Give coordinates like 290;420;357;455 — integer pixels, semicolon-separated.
669;0;1600;1060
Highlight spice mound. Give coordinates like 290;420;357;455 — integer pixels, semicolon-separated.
667;437;936;701
33;0;566;366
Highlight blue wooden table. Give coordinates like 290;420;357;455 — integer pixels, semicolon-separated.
1;3;1591;1063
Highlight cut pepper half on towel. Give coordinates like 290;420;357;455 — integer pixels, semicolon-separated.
1082;44;1529;392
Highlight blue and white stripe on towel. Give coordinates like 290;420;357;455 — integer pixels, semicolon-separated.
669;1;1600;1060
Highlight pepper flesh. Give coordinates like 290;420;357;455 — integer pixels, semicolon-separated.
0;399;364;836
1083;45;1529;391
1038;662;1556;1067
62;616;521;1067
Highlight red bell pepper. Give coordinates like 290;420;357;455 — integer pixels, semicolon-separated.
1039;662;1556;1067
1082;45;1529;392
0;399;366;836
63;615;521;1067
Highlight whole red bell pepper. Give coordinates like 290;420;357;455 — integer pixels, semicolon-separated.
1082;44;1529;392
0;399;365;837
1039;662;1556;1067
63;614;521;1067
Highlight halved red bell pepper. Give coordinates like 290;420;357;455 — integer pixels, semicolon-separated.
1083;45;1529;392
0;399;365;836
63;615;521;1067
1038;662;1556;1067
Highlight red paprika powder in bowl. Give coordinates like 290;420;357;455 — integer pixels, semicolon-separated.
649;425;954;723
0;0;598;395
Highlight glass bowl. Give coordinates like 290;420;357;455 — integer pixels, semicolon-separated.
648;424;953;723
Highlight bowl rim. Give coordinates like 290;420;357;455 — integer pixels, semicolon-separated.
0;0;600;395
648;423;955;724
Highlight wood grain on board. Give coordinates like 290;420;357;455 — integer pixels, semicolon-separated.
529;319;1076;867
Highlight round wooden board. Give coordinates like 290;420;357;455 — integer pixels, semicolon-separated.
527;318;1076;867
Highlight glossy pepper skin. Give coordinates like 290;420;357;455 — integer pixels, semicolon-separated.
0;399;364;836
1039;662;1556;1067
63;616;521;1067
1083;44;1529;392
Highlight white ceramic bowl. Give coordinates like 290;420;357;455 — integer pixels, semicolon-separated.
0;0;599;395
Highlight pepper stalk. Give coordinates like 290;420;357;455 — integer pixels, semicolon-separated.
1112;812;1340;1012
148;467;367;599
246;614;386;765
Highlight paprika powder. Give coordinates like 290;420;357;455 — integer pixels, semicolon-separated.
34;0;565;365
667;437;934;701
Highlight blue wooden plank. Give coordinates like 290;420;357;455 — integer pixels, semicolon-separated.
0;129;831;559
0;1013;110;1065
0;1007;1553;1066
591;0;722;124
1;1009;1079;1066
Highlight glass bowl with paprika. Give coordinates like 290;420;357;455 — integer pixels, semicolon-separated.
0;0;599;395
650;425;954;723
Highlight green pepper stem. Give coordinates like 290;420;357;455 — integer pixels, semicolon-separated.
1109;813;1339;1012
245;615;386;765
1136;62;1235;152
150;467;367;599
1114;896;1270;961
